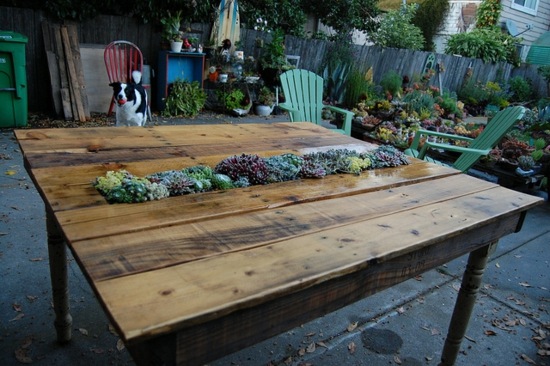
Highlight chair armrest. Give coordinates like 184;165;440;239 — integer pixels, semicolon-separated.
278;102;300;122
418;140;491;160
325;105;354;136
409;129;474;150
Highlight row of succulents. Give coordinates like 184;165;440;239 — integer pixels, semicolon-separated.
93;146;409;204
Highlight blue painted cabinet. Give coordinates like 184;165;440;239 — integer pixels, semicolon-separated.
156;51;205;110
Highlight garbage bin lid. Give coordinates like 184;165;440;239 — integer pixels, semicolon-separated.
0;31;28;43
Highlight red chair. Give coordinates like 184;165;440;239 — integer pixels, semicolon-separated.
104;40;151;119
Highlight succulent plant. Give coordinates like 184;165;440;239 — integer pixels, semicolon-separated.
94;147;409;204
215;153;270;185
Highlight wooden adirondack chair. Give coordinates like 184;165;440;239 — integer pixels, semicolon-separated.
279;69;354;135
404;106;525;172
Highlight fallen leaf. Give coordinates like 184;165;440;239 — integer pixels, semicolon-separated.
5;170;17;176
116;339;125;351
26;295;38;302
425;356;433;361
91;347;105;354
431;328;440;336
520;354;536;364
397;306;405;314
316;341;328;348
452;283;461;292
29;258;43;262
464;335;476;343
14;348;32;363
519;282;532;288
284;356;292;365
484;330;497;336
13;303;22;312
306;342;316;353
495;262;500;268
9;313;24;322
394;355;402;364
538;349;550;356
347;321;358;332
348;341;356;354
79;328;88;336
298;348;305;356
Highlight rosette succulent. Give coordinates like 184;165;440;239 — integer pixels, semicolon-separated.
215;154;270;185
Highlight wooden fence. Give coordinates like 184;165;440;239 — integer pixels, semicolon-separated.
1;6;547;115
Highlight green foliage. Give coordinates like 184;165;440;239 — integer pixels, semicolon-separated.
323;63;350;105
412;0;449;51
162;80;206;117
444;27;521;66
475;0;502;28
240;0;307;36
380;70;402;97
368;4;425;50
218;89;246;110
303;0;380;36
257;87;275;105
344;69;377;108
508;76;534;103
402;89;435;115
259;29;287;70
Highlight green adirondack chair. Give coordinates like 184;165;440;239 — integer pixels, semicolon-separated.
404;106;525;172
279;69;354;135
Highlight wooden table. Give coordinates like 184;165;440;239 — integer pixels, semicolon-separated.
15;123;543;366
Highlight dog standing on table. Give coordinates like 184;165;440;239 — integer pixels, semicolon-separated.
109;70;148;127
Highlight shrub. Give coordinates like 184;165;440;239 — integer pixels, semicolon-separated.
412;0;450;51
380;70;403;98
162;80;206;117
344;69;377;108
444;27;521;66
368;4;425;51
508;76;534;103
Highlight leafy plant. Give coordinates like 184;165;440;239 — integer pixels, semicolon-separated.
412;0;449;51
475;0;502;28
344;69;377;108
380;70;403;98
162;79;206;117
323;63;350;105
160;10;183;41
368;4;425;50
218;89;246;110
259;29;287;70
508;76;534;103
257;87;275;105
444;27;521;66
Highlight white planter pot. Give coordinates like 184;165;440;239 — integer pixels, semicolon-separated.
170;41;183;52
255;104;273;116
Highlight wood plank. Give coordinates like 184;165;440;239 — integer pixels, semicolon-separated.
42;21;63;117
51;23;73;120
70;174;488;281
60;164;463;244
94;186;539;344
61;25;86;122
66;24;90;118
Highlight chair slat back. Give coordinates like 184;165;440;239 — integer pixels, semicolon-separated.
104;40;143;84
453;106;524;171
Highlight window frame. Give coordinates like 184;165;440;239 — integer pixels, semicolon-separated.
511;0;539;16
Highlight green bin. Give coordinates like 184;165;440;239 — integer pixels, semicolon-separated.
0;31;28;128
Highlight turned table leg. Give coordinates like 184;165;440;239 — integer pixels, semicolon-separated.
46;210;72;343
439;241;497;366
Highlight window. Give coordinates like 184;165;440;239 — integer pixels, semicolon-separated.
511;0;539;15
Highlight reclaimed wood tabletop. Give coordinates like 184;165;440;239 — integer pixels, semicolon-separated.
15;123;544;365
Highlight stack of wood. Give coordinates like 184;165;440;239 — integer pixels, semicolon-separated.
42;21;90;121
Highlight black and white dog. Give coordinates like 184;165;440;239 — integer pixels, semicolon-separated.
109;70;148;127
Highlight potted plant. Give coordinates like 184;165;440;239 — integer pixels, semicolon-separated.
516;155;535;176
161;11;183;52
255;86;275;116
258;29;288;87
